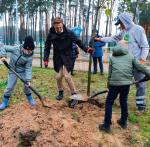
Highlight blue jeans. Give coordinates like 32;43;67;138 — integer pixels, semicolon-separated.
4;72;31;97
104;85;130;126
134;71;146;110
93;56;103;73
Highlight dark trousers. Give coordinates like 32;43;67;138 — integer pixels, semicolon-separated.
93;57;103;73
71;57;76;74
104;85;130;126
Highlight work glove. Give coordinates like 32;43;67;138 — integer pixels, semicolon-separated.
44;61;48;68
87;47;94;54
140;59;145;64
0;57;6;62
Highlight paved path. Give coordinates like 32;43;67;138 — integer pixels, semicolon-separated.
32;57;109;73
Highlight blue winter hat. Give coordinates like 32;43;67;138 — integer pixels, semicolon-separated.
23;36;35;50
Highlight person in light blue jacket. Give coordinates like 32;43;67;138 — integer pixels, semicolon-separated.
0;36;36;110
96;12;149;114
92;30;106;75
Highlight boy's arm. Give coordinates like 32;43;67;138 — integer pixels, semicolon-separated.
0;45;19;58
133;58;150;78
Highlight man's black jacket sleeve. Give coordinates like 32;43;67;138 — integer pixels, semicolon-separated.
43;33;51;61
71;31;87;52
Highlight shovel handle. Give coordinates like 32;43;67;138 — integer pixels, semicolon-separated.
88;90;108;99
132;76;150;85
2;60;44;102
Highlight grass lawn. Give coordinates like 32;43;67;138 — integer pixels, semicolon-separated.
0;65;150;146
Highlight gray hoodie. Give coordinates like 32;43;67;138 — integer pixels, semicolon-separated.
101;12;149;61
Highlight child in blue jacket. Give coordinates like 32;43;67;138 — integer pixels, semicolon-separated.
0;36;36;110
92;30;105;75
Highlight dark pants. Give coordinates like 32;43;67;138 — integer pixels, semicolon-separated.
134;71;146;110
93;56;103;73
71;57;76;74
104;85;130;126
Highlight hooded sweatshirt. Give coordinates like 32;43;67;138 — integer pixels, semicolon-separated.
101;12;149;61
0;45;33;81
108;45;150;86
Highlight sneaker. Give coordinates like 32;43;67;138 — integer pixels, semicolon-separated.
117;119;127;129
56;91;64;101
100;72;104;75
68;99;78;108
98;123;111;133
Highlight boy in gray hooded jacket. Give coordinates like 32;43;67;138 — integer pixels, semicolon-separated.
0;36;36;110
96;12;149;114
99;41;150;133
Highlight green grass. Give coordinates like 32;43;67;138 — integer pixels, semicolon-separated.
0;65;150;145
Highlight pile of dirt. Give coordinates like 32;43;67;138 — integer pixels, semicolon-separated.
0;99;139;147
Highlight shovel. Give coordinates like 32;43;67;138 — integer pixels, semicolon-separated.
2;60;51;108
69;89;108;108
69;76;150;108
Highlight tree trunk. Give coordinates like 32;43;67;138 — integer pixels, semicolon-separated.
74;0;78;26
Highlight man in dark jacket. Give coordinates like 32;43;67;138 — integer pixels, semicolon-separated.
43;17;93;107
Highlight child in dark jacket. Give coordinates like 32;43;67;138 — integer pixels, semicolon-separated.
0;36;36;110
99;41;150;133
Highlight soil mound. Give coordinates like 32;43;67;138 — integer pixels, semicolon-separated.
0;99;137;147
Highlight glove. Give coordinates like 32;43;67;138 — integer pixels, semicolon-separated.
140;59;145;64
87;47;94;54
44;61;48;68
0;57;6;62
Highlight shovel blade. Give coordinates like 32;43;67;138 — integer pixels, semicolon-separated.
69;94;88;102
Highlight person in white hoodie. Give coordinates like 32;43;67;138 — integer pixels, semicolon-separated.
96;12;149;115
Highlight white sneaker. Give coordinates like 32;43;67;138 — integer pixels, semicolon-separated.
71;94;82;100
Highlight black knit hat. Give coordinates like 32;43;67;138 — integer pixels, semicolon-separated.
23;36;35;50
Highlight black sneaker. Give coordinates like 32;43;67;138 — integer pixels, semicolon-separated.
68;99;78;108
56;91;64;100
117;119;127;129
98;123;111;133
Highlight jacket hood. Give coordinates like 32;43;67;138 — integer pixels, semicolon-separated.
118;12;134;30
112;45;128;56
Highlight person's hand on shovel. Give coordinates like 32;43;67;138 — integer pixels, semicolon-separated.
87;47;94;54
0;57;7;62
26;81;31;87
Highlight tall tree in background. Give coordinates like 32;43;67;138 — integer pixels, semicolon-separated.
0;0;124;45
